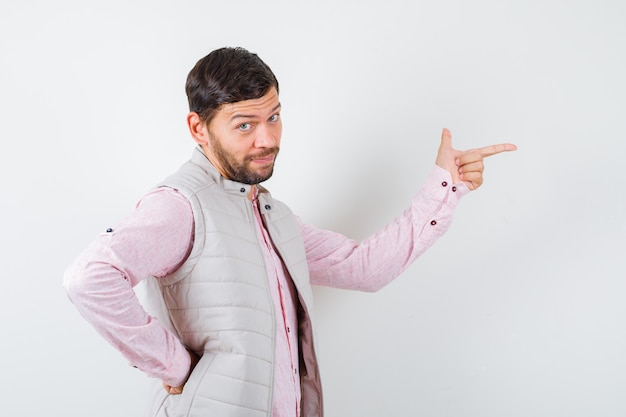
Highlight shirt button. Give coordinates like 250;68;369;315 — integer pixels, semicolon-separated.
264;204;271;210
452;186;457;192
430;220;437;226
441;181;448;187
106;228;113;233
240;187;246;193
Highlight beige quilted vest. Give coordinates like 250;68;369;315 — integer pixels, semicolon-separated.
142;148;323;417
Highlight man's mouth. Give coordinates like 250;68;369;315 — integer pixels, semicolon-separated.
249;150;278;164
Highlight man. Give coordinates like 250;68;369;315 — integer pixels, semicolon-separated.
64;47;516;417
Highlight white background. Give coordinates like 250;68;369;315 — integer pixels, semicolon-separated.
1;0;625;416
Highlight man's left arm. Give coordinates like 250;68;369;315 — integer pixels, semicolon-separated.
300;128;516;291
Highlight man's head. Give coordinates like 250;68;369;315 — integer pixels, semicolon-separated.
186;47;282;185
186;47;279;127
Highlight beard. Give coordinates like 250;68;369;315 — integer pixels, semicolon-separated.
208;132;279;185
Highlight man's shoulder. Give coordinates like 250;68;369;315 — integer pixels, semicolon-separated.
159;160;217;196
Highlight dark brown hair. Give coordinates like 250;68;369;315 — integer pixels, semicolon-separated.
185;47;279;125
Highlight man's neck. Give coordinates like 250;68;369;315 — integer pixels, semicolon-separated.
248;185;258;202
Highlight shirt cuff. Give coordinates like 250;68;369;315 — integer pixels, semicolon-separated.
423;165;470;202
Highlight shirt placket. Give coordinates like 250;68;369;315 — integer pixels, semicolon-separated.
251;193;301;417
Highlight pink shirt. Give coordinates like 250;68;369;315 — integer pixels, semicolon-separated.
251;187;302;416
64;165;467;416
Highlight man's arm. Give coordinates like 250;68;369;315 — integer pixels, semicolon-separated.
63;188;195;388
301;129;516;290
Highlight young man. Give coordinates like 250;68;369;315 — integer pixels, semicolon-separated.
64;47;516;417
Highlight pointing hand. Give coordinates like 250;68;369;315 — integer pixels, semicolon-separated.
435;128;517;191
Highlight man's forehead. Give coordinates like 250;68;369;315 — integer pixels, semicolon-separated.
221;88;280;116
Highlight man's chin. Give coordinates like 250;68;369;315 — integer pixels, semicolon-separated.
254;170;275;184
237;167;275;185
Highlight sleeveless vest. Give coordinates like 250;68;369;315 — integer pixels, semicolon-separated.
142;148;323;417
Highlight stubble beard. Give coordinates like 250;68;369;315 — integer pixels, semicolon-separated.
209;133;279;185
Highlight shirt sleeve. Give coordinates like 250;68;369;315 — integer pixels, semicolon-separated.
63;187;194;387
299;165;469;292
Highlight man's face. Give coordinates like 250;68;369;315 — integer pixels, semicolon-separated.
202;88;282;185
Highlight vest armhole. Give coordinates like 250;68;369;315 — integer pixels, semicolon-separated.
157;183;206;287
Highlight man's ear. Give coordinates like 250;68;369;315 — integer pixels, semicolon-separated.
187;112;209;146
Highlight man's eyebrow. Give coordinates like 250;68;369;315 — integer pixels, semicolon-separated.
229;103;282;121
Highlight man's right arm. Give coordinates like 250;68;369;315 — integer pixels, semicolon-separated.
63;187;194;388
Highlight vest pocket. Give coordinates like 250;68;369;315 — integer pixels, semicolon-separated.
156;352;216;417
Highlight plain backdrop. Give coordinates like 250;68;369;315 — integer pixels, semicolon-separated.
1;0;625;416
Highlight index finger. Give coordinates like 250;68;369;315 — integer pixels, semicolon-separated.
477;143;518;158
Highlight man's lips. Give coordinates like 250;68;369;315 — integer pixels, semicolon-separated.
249;152;277;164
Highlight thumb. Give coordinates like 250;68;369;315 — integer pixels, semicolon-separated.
440;128;452;149
435;127;459;173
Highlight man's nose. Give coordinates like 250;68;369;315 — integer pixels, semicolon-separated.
254;124;277;148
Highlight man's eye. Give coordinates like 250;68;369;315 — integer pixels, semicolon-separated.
238;123;252;131
269;114;279;122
